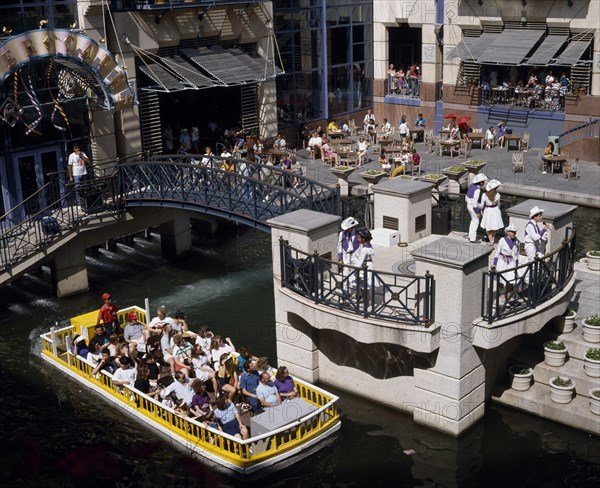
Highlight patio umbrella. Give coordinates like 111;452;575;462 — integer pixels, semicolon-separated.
458;116;472;125
444;113;458;119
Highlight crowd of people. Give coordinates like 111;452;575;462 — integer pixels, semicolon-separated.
71;300;301;439
387;64;421;97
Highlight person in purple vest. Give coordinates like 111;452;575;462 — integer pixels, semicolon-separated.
465;173;488;243
524;206;550;260
337;217;360;286
491;223;520;304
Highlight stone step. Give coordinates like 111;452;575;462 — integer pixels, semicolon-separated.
523;324;599;361
509;348;600;398
491;381;600;436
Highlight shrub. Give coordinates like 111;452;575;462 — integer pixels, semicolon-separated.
511;366;531;375
545;341;566;350
552;376;572;387
584;314;600;326
564;307;575;317
586;348;600;361
365;169;384;175
589;250;600;257
467;160;485;166
423;173;443;179
444;165;465;172
593;390;600;399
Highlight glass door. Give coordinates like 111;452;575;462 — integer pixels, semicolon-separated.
14;146;63;215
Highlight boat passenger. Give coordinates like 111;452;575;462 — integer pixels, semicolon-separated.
236;345;258;373
191;343;217;392
148;305;176;331
274;366;298;400
191;380;212;418
115;342;134;367
239;360;261;414
161;371;194;407
173;310;191;334
172;334;194;379
92;348;119;376
144;351;161;388
213;393;248;440
195;327;213;357
256;372;282;409
71;335;89;358
134;364;161;399
160;323;176;376
255;356;273;377
96;292;119;335
123;311;150;359
107;333;119;357
88;324;110;355
210;335;235;369
216;353;239;401
112;356;137;387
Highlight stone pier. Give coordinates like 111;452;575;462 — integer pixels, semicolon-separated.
51;245;89;297
160;214;192;259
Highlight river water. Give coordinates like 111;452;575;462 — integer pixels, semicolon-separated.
1;222;599;487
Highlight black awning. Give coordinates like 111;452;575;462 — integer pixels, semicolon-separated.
138;55;224;93
479;29;545;65
182;46;281;86
527;35;568;65
448;33;499;62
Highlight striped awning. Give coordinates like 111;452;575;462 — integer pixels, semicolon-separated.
447;33;499;62
527;35;568;65
479;29;545;65
555;37;593;66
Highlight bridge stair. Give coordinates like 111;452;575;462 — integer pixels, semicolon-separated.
492;323;600;435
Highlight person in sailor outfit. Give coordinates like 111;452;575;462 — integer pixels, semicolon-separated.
351;230;375;299
480;179;504;245
337;217;360;287
491;224;520;303
465;173;488;243
524;206;550;260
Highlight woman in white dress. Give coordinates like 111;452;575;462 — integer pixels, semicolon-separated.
480;179;504;244
351;230;375;304
491;224;521;303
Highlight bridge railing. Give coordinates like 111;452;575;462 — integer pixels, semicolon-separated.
120;158;340;228
481;228;576;324
0;175;121;271
279;238;434;325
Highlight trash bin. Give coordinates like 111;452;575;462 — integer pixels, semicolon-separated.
548;136;559;155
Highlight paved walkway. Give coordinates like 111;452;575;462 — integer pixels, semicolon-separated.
296;137;600;208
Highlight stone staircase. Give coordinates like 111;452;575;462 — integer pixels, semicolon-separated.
492;321;600;435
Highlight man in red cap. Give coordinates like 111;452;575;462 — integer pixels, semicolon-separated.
97;292;119;335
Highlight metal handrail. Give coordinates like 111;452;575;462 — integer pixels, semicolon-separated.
559;116;600;147
120;158;340;230
279;238;434;325
481;228;576;324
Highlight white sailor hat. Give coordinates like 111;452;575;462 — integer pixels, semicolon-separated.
74;335;86;344
486;179;501;191
529;206;544;219
473;173;488;184
505;223;518;233
341;217;359;230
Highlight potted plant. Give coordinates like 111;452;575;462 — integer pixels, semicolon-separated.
419;173;447;188
360;169;387;185
508;365;533;391
589;388;600;415
586;250;600;271
331;165;356;180
584;348;600;377
442;165;467;180
554;307;577;334
582;314;600;343
549;376;576;404
544;340;568;366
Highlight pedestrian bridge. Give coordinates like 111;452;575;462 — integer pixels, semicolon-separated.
0;155;340;283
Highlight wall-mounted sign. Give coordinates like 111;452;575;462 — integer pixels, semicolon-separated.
0;29;133;111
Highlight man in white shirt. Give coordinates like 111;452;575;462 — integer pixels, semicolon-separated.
274;134;287;149
363;109;376;133
398;118;410;140
357;137;369;167
381;118;393;139
68;144;89;205
308;132;322;157
112;356;137;387
148;305;177;331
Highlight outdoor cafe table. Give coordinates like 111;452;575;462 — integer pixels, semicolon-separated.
439;140;460;156
504;133;522;151
542;154;567;174
468;132;484;149
411;127;425;142
329;130;346;139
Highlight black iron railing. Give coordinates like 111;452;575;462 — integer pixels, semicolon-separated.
0;175;121;270
279;238;434;325
120;157;340;231
481;228;576;324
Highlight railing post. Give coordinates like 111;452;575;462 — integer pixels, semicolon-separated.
486;271;495;324
362;263;368;319
424;270;431;323
50;325;58;358
312;250;319;303
279;236;286;288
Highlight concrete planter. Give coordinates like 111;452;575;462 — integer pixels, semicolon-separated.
582;318;600;343
554;311;576;334
360;171;387;185
544;342;568;366
590;388;600;415
331;167;356;180
586;251;600;271
549;377;576;404
508;365;533;391
584;350;600;377
442;167;467;199
464;161;487;185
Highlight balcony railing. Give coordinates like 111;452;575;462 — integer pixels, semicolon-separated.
387;75;421;99
110;0;249;11
279;238;434;325
481;228;576;324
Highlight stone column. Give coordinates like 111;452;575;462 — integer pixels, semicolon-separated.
372;179;434;244
506;199;576;254
52;245;89;298
267;209;341;382
159;214;192;259
411;237;493;436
